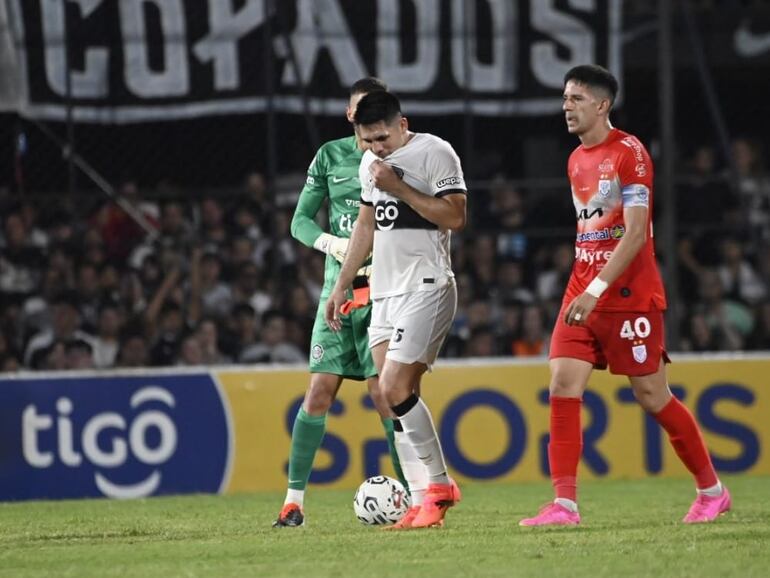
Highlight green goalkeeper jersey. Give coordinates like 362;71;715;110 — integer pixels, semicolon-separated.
291;135;370;298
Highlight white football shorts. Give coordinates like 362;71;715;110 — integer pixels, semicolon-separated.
368;280;457;367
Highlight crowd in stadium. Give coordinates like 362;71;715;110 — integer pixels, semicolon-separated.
0;137;769;372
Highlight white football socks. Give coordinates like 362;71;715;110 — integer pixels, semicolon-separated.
555;497;578;512
398;397;449;485
285;488;304;507
393;429;429;505
698;481;723;497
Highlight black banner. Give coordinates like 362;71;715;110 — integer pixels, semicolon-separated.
3;0;621;122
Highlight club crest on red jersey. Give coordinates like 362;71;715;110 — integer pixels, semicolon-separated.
598;158;614;172
632;344;647;364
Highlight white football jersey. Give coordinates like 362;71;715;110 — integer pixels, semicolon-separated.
359;132;467;299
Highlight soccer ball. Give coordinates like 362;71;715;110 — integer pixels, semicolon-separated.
353;475;410;525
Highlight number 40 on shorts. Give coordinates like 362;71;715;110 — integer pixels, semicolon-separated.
619;316;651;340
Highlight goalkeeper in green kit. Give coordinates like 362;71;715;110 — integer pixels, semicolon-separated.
273;78;407;527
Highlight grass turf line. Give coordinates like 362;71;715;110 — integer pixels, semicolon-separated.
1;475;768;578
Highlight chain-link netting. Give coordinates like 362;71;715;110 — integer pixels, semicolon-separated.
1;0;769;371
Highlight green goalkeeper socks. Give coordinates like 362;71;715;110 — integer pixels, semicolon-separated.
287;408;327;490
287;411;408;492
381;417;409;492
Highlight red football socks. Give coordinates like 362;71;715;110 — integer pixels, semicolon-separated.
654;396;719;489
549;396;583;502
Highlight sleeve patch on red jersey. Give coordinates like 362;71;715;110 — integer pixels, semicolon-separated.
621;184;650;208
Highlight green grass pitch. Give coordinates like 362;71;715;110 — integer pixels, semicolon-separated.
1;476;768;578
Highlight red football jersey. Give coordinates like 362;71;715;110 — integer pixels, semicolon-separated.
563;128;667;312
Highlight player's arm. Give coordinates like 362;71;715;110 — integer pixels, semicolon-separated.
368;160;467;231
565;204;648;325
325;205;375;331
591;204;648;286
290;153;349;262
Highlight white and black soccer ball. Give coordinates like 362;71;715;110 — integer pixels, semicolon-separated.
353;475;410;525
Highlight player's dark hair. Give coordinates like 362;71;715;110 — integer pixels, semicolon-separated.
350;77;387;96
564;64;618;105
353;91;402;126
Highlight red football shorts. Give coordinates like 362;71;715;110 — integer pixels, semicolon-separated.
549;307;669;376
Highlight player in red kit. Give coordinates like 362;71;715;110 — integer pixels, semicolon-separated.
519;65;731;527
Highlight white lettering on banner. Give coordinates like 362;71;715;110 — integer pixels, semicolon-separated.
17;0;620;120
57;397;82;466
21;386;179;498
41;0;108;98
377;0;439;91
531;0;596;87
450;0;516;91
277;0;367;87
119;0;189;97
82;413;128;467
575;247;613;265
21;406;53;467
193;0;269;91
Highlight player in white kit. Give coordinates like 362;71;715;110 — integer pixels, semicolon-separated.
326;91;466;529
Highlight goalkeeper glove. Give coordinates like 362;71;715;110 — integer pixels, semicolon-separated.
313;233;349;263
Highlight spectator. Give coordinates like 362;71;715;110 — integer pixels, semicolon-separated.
242;171;273;233
196;318;231;365
196;251;233;320
512;304;550;357
717;237;767;306
19;201;49;249
467;234;498;298
495;260;535;305
92;179;158;261
681;312;722;352
282;284;315;353
158;200;195;253
24;290;95;366
197;197;229;250
295;250;325;302
99;263;123;304
238;310;304;363
464;325;498;357
82;228;107;268
75;262;103;330
1;354;20;372
691;269;754;350
733;137;770;243
230;303;259;360
536;243;574;304
678;145;737;229
92;303;124;368
231;262;272;317
66;339;95;370
34;340;68;370
21;264;70;338
149;302;186;366
117;332;150;368
231;202;264;243
177;333;204;366
0;212;46;301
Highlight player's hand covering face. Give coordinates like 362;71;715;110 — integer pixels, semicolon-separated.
368;160;403;195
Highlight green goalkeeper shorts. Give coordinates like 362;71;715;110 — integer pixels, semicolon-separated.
308;298;377;380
